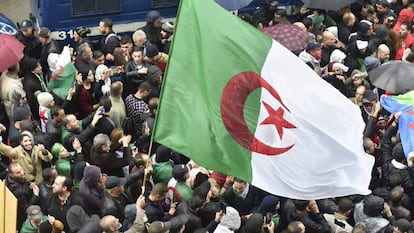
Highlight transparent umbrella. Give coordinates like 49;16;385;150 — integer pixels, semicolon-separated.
215;0;254;11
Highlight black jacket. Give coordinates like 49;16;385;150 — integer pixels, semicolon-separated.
22;72;43;120
90;146;131;177
16;31;41;59
381;124;414;195
101;170;143;221
5;175;40;229
44;192;85;232
289;211;331;233
222;184;263;216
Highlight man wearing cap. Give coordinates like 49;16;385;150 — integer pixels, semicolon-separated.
5;163;41;230
16;19;41;60
102;171;145;224
161;22;174;54
73;25;92;54
146;215;187;233
298;42;323;76
100;195;148;233
38;27;60;81
144;43;169;73
353;195;396;232
20;205;48;233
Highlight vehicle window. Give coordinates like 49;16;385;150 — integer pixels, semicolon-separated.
72;0;121;16
153;0;179;7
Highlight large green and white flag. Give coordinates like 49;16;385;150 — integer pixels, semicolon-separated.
153;0;374;199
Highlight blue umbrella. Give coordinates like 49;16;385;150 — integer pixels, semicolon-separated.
0;13;18;35
215;0;254;11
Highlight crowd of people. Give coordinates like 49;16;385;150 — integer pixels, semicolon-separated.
1;0;414;232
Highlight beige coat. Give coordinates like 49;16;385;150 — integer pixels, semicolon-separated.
0;143;52;183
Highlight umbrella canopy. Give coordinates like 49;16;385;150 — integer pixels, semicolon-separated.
0;13;18;35
263;22;311;53
0;34;24;72
215;0;253;11
301;0;357;11
369;61;414;94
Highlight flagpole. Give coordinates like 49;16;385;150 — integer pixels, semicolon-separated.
151;0;185;141
142;0;186;194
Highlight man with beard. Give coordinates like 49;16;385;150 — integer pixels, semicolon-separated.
5;163;40;230
44;175;84;232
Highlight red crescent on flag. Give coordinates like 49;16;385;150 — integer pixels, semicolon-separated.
220;71;295;156
51;65;64;80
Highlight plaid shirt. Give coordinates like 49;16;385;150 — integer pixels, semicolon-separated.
125;94;149;135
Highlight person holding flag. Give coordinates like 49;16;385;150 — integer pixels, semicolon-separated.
153;0;374;200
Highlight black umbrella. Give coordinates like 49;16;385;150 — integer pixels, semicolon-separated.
368;61;414;94
301;0;357;11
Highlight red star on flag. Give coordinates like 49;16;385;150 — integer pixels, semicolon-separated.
260;101;296;139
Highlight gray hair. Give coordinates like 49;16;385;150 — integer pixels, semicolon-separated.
133;30;146;42
92;133;109;149
76;43;91;58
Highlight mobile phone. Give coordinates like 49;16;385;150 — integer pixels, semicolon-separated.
220;201;227;214
266;212;272;224
99;107;105;115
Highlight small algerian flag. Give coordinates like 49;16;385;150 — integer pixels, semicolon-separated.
153;0;374;199
48;46;76;99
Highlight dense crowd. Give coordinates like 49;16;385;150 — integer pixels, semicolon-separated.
2;0;414;232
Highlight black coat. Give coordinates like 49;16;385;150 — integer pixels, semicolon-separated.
90;146;131;177
5;175;40;229
101;170;143;221
289;211;331;233
22;72;43;120
16;31;42;59
44;192;85;232
222;185;262;216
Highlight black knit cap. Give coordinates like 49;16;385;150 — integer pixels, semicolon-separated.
75;26;91;38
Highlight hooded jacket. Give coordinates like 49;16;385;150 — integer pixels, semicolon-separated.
79;165;104;215
141;11;162;48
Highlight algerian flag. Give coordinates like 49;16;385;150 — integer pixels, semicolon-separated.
48;46;76;99
153;0;374;199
